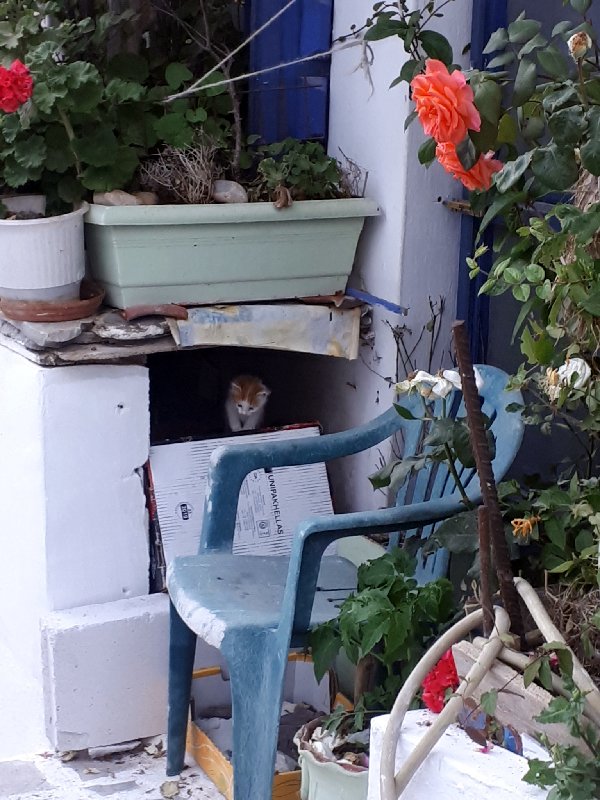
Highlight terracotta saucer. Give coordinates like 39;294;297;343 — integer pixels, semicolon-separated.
0;279;105;323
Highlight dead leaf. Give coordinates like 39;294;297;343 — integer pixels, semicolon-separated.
84;767;100;774
60;751;77;762
160;780;180;798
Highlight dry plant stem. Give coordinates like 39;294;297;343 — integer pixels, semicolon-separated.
513;576;600;727
379;607;510;800
452;320;524;640
478;505;493;637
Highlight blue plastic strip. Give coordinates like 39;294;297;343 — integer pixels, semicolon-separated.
246;0;334;144
345;288;408;316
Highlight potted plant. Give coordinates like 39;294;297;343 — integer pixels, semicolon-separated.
295;548;457;800
85;135;379;309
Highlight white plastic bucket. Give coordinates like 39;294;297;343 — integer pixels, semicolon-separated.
0;203;88;301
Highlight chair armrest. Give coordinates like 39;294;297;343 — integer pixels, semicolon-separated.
282;492;475;633
200;407;403;552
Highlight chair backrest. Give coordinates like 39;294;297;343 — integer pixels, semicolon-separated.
388;364;523;584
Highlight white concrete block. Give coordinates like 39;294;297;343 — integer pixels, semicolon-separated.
42;593;220;751
368;710;548;800
42;364;150;609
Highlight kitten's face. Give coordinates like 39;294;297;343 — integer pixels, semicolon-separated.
229;375;270;422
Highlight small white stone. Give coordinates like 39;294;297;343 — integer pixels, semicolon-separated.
211;180;248;204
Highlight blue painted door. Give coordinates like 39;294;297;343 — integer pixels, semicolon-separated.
245;0;334;144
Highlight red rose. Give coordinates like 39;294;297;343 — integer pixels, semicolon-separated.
421;649;459;713
0;60;33;114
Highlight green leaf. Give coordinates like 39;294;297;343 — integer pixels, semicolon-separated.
483;27;508;54
513;283;531;302
525;264;545;283
480;690;498;716
74;126;118;168
13;134;46;169
571;0;592;12
512;58;537;106
542;85;577;114
423;418;454;447
165;63;193;91
497;113;518;144
538;658;553;690
486;52;515;69
537;44;570;80
455;136;477;171
519;33;547;57
548;105;587;144
581;107;600;176
404;110;418;130
420;30;453;66
452;419;476;468
394;404;419;420
104;79;145;103
494;152;532;193
363;19;407;41
523;659;541;687
44;125;75;173
186;107;208;124
429;511;479;554
591;610;600;630
508;19;542;44
552;21;573;38
309;623;341;682
399;59;423;84
57;174;84;204
418;137;437;165
153;113;194;148
477;190;526;236
474;80;502;125
532;144;579;190
520;114;545;141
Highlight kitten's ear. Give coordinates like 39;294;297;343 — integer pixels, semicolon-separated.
231;380;242;392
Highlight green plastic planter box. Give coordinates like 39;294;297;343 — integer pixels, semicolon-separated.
85;198;380;309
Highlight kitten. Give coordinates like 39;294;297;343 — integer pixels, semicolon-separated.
225;375;270;432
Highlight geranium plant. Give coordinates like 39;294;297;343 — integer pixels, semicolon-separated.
0;0;232;211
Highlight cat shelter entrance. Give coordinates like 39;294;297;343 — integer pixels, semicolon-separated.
146;346;341;591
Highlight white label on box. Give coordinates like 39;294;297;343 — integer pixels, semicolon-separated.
149;426;333;561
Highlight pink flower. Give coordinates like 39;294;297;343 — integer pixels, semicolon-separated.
421;650;459;713
0;60;33;114
411;59;481;145
436;142;503;191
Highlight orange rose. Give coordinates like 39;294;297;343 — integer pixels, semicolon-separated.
436;142;503;191
411;59;481;145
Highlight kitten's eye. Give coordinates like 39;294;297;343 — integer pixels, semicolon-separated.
248;407;255;413
237;403;243;411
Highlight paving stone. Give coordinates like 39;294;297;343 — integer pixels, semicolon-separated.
0;760;48;796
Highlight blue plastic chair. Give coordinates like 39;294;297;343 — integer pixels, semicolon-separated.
166;364;523;798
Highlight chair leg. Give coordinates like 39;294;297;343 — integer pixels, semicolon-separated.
166;600;197;776
223;632;288;800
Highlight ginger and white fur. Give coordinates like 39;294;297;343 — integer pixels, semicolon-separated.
225;375;270;432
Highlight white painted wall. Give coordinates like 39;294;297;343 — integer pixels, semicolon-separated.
0;348;49;679
0;353;150;680
304;0;473;513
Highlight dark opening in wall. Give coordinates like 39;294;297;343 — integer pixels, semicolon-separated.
147;346;333;444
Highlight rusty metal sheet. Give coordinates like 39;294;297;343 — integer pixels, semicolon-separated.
169;303;361;359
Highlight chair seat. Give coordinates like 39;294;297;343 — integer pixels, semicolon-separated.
167;553;358;647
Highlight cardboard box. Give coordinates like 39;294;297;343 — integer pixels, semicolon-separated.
186;653;349;800
147;425;334;589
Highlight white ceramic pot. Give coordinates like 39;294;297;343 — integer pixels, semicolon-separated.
0;203;88;301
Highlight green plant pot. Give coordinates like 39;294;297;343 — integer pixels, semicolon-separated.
85;198;380;309
298;750;368;800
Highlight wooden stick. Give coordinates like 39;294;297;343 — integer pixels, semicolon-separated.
452;321;524;639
